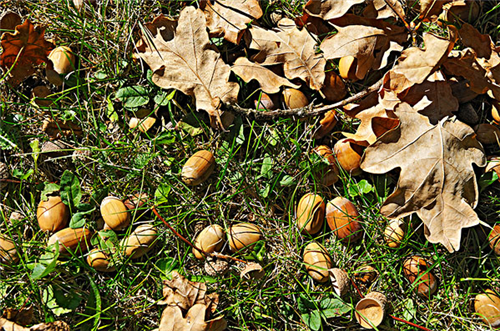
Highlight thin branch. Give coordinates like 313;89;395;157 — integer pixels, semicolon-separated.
225;77;383;120
151;206;247;264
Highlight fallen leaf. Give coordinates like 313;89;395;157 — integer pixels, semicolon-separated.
304;0;365;20
42;119;83;139
343;103;399;144
2;306;33;326
382;31;456;94
0;20;54;86
200;0;263;44
0;12;22;31
231;57;300;94
159;304;227;331
294;13;331;36
321;15;407;79
0;318;69;331
240;262;265;280
459;23;493;59
247;24;326;90
443;48;500;100
418;0;448;21
159;271;207;309
135;8;240;128
363;0;405;20
361;103;486;252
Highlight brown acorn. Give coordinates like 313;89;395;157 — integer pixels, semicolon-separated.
0;233;19;264
37;196;70;233
101;196;131;231
120;224;158;259
193;224;225;260
282;88;309;109
334;139;364;176
48;227;92;255
297;193;325;235
181;150;216;186
48;46;76;75
489;225;500;255
312;145;339;186
303;242;333;283
475;290;500;328
254;92;278;110
326;197;362;242
322;71;346;102
475;124;500;145
228;223;262;252
403;256;438;298
314;110;338;139
339;56;358;81
87;248;116;272
384;219;405;248
123;193;149;220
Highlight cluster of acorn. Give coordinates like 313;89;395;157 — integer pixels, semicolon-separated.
33;194;157;272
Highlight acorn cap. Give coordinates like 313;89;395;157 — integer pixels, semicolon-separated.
355;292;387;329
329;268;349;297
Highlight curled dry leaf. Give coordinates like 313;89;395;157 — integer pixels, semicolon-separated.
0;318;70;331
240;262;265;280
200;0;262;44
231;57;300;94
383;31;456;94
0;20;54;86
361;103;486;252
247;24;326;91
0;12;22;31
459;23;493;60
304;0;365;20
42;119;83;138
135;7;240;128
159;304;227;331
363;0;405;20
418;0;447;21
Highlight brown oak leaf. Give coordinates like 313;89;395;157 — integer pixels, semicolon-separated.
0;19;54;86
459;23;493;60
417;0;449;21
382;31;456;94
247;24;326;90
304;0;365;20
363;0;405;20
0;318;69;331
361;103;486;252
231;57;300;94
135;7;240;128
159;305;227;331
200;0;263;44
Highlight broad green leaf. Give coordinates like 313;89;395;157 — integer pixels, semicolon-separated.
479;171;499;192
30;139;40;163
70;208;95;228
348;179;374;198
115;86;149;108
60;170;82;207
155;184;171;204
177;121;204;136
31;244;59;280
261;155;273;179
154;90;175;106
106;95;119;122
154;131;176;145
302;310;321;331
41;182;60;201
320;298;351;318
155;258;180;280
279;174;296;186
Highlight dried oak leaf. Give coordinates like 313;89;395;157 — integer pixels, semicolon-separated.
459;23;493;60
42;119;83;139
363;0;405;20
0;318;69;331
294;13;331;36
135;7;239;128
321;15;407;79
417;0;449;21
361;103;486;252
200;0;262;44
231;57;300;94
159;304;227;331
0;20;54;86
304;0;365;20
382;31;456;94
247;24;326;91
443;48;500;100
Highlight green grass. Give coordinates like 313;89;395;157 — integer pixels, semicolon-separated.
1;0;500;330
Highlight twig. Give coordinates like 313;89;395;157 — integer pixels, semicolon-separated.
151;206;247;264
226;77;383;120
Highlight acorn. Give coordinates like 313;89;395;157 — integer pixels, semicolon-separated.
303;242;333;283
120;224;158;259
254;92;278;110
297;193;325;235
354;265;378;285
282;88;309;109
87;248;116;272
37;196;70;233
475;124;500;145
326;197;362;243
334;139;364;176
322;71;346;102
314;110;337;139
48;46;76;75
384;219;405;248
489;224;500;255
48;227;92;255
403;256;438;298
129;117;156;133
123;193;149;220
312;145;339;186
0;233;19;264
101;196;131;231
181;150;216;186
485;156;500;181
330;268;349;296
193;224;225;260
339;56;358;81
228;223;262;252
475;290;500;328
